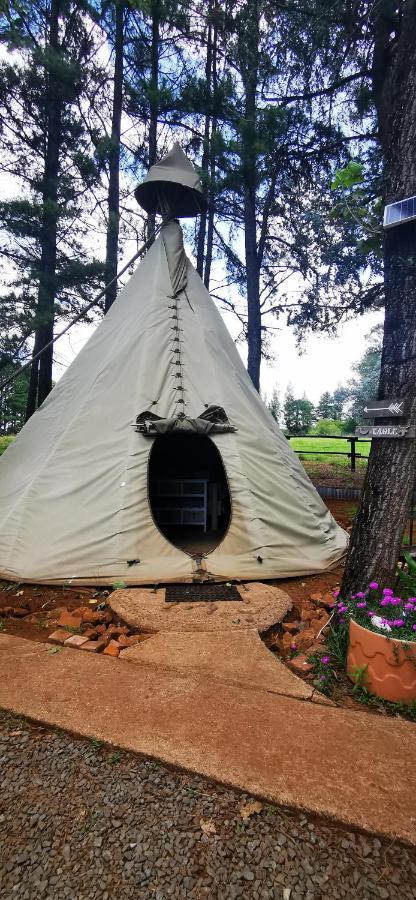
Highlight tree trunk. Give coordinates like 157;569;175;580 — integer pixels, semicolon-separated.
196;7;213;277
25;0;62;420
341;4;416;593
147;1;160;243
203;11;218;291
239;0;261;390
104;1;124;314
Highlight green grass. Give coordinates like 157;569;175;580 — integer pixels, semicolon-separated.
289;436;371;467
0;436;15;456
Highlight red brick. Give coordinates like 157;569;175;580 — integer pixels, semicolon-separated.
107;624;129;637
95;624;107;634
282;622;299;634
117;634;130;648
82;627;99;639
59;611;83;630
48;630;73;645
80;639;107;653
124;634;148;646
64;634;89;649
103;640;120;658
82;610;112;625
287;654;313;675
73;606;88;617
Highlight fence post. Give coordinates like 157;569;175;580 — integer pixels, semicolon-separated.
349;437;356;472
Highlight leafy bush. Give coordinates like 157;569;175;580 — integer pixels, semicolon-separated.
310;419;342;436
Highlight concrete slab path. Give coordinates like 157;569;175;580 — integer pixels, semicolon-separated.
121;629;314;700
1;634;415;845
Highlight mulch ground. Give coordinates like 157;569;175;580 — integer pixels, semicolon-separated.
1;710;415;900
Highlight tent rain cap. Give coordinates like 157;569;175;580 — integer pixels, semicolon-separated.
135;143;206;218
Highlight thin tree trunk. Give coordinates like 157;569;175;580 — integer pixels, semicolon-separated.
240;0;261;390
25;0;62;420
341;4;416;593
196;7;213;277
104;1;124;314
147;0;160;242
203;11;218;291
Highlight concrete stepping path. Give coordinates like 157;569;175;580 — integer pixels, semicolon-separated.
121;629;315;701
109;582;292;633
0;633;415;845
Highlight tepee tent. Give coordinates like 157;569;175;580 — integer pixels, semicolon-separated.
0;145;348;585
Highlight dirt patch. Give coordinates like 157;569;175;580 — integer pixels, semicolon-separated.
302;459;366;490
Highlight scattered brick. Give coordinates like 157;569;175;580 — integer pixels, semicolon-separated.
300;603;315;622
59;611;83;630
48;630;74;645
125;634;149;646
82;610;113;625
10;607;28;618
117;634;130;648
287;654;313;675
73;606;88;617
64;634;89;649
282;622;299;634
82;627;99;639
107;624;129;638
103;640;120;658
80;639;107;653
95;624;107;634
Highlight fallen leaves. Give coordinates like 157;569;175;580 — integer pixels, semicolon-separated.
239;800;263;821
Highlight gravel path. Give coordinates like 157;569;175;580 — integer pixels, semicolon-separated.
0;710;415;900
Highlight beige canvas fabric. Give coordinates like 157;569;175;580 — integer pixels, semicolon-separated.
134;143;206;217
0;221;348;584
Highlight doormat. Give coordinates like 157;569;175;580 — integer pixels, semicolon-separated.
165;583;242;603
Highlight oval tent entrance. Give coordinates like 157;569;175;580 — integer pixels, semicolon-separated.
148;434;231;555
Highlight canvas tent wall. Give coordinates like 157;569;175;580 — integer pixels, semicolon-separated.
0;218;348;585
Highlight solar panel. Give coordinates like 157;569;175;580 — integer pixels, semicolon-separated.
384;196;416;228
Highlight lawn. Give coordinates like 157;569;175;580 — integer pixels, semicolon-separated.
0;436;15;456
289;435;371;467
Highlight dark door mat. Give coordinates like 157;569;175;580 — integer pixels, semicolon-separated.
165;583;242;603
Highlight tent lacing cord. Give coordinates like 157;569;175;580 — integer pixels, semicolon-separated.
0;214;172;395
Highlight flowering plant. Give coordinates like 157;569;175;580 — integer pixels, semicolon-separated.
335;582;416;642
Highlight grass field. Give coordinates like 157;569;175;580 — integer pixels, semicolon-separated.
289;435;371;467
0;436;15;455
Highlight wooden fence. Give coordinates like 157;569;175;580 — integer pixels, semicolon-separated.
286;433;370;471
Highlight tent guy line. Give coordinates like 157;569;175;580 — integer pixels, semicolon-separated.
0;214;172;396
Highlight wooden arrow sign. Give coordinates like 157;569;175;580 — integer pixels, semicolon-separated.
362;399;406;418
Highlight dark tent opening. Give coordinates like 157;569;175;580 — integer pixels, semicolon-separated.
148;434;231;555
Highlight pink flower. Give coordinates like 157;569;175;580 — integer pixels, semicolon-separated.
337;605;347;614
383;588;394;595
404;603;414;611
290;643;297;651
333;590;340;598
356;601;367;608
412;625;416;632
393;619;405;627
321;655;330;664
380;599;390;607
369;582;379;589
356;592;366;599
367;611;375;617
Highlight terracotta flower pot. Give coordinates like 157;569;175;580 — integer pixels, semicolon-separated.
347;618;416;703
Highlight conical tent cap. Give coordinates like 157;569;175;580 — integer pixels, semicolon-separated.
135;143;207;217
